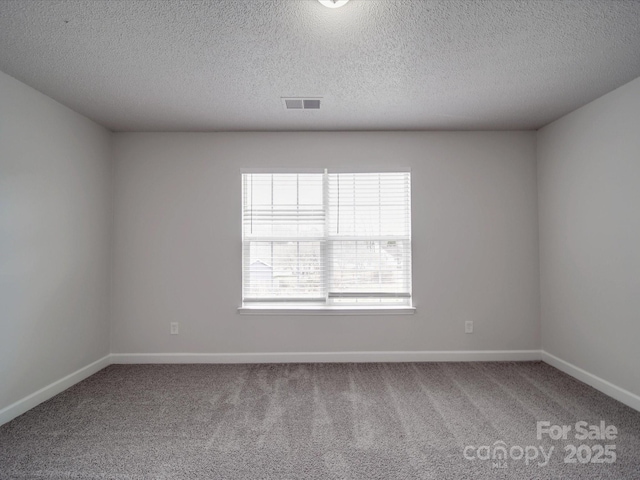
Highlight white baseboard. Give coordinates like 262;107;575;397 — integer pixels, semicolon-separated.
5;350;638;428
0;355;111;426
541;351;640;412
110;350;542;364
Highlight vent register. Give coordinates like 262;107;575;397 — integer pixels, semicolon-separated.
282;98;322;110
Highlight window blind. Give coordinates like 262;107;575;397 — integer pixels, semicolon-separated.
327;172;411;302
242;170;411;306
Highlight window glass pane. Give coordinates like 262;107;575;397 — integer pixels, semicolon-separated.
244;241;324;299
329;240;410;294
328;172;410;238
243;173;324;239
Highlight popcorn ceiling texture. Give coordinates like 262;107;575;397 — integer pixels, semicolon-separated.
1;362;640;479
0;0;639;131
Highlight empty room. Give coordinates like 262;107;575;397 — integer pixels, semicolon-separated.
1;0;639;478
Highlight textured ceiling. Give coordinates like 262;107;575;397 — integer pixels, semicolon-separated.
1;0;639;132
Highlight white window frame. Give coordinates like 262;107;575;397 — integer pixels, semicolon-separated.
238;168;415;315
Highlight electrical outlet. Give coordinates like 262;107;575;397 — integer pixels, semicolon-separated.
465;321;473;334
170;322;179;335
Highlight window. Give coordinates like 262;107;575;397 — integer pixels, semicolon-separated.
240;169;412;313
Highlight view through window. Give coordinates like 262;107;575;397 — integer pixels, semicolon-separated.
242;170;411;308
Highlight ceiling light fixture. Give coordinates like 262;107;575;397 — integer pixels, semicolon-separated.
318;0;350;8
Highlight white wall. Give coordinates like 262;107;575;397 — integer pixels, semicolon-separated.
0;71;112;411
538;76;640;397
111;131;540;355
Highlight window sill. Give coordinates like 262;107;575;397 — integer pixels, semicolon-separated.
237;306;416;316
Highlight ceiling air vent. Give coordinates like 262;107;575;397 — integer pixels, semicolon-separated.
282;97;322;110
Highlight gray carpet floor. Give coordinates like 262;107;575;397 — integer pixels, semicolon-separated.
1;362;639;479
